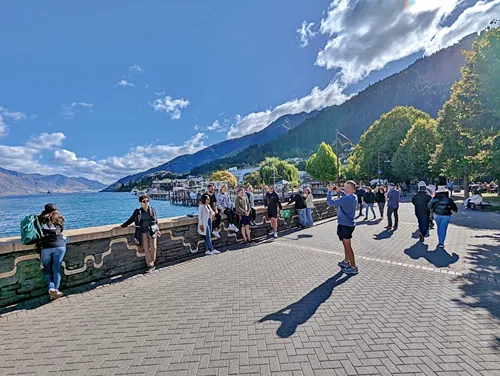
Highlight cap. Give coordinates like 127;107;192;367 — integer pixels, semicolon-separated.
42;203;57;215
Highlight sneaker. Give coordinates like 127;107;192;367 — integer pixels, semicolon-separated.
211;249;220;254
373;216;376;220
268;230;275;236
212;230;221;239
343;266;359;275
54;290;64;299
146;266;156;273
438;243;445;248
274;232;278;238
419;233;424;242
338;260;350;268
363;217;368;221
205;250;214;256
245;240;251;246
393;227;398;231
49;288;57;300
384;226;392;230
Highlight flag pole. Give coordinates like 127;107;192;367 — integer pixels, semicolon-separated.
336;130;340;187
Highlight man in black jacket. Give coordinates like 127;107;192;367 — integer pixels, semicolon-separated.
288;190;307;228
412;182;431;242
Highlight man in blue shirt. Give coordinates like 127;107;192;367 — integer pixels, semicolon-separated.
385;183;400;230
327;180;359;275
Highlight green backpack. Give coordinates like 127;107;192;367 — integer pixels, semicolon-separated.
20;215;43;245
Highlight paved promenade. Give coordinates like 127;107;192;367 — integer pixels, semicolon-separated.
1;202;499;376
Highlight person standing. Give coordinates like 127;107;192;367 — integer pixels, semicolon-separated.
385;183;400;230
217;184;239;232
355;185;366;217
363;187;376;220
327;181;359;275
198;195;219;255
401;182;408;197
426;184;436;230
429;183;458;248
264;185;282;238
412;181;432;242
374;186;386;219
288;189;307;228
121;195;160;273
38;204;66;300
205;184;221;239
245;184;257;226
304;187;315;227
235;188;252;245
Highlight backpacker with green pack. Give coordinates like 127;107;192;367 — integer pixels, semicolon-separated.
20;214;44;245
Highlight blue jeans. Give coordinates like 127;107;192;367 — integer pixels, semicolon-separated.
434;214;451;245
205;218;214;251
298;209;307;227
40;246;66;291
365;203;375;217
305;207;313;227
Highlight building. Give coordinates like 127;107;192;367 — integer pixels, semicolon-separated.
227;166;259;184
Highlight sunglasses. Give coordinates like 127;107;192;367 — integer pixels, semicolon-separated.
142;200;149;203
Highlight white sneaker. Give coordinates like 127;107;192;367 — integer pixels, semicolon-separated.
268;230;275;236
230;224;239;232
212;249;220;254
274;232;278;238
212;230;220;239
205;250;214;256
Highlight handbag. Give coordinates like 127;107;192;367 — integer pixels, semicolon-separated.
281;210;291;219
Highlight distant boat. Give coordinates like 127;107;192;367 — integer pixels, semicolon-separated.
47;191;51;194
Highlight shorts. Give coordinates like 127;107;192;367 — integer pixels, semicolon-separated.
337;225;355;241
239;215;251;226
267;208;278;219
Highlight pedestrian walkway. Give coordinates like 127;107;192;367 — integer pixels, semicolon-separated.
1;203;498;376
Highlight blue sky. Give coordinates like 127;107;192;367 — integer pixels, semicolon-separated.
0;0;498;183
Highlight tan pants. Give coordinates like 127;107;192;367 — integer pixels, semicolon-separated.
140;233;157;267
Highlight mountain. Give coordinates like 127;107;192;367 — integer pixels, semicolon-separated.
0;168;106;197
190;34;476;175
103;111;318;190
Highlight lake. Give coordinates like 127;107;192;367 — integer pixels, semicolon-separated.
0;192;197;239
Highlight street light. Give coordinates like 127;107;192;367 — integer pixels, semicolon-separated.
377;151;390;185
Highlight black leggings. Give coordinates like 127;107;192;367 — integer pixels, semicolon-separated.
250;208;256;222
224;208;236;225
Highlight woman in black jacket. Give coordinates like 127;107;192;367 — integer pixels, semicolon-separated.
38;203;66;300
374;186;386;219
363;187;376;220
264;185;282;238
428;186;458;248
121;195;160;273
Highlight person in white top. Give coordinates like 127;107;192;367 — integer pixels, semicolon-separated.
217;184;239;232
464;191;483;209
304;187;315;227
198;195;219;255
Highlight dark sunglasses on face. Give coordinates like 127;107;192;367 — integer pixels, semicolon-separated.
142;200;149;203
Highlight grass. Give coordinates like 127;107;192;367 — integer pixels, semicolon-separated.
482;193;500;211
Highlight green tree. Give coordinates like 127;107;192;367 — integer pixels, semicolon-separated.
243;171;261;187
259;157;299;186
432;28;500;196
392;118;438;182
306;142;339;182
210;170;237;188
348;106;432;181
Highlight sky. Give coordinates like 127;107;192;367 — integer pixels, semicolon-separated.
0;0;498;184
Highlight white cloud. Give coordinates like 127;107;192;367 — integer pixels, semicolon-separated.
297;21;317;47
227;80;348;139
0;106;29;137
128;64;144;73
62;102;94;119
0;115;6;137
25;132;66;150
151;95;190;120
117;79;135;87
206;120;229;132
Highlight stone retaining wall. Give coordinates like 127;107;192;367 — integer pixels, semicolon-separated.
0;199;336;308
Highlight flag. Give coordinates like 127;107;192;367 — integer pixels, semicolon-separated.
337;131;353;144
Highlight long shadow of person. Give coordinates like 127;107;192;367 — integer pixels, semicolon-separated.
373;229;394;240
257;271;351;338
404;242;459;268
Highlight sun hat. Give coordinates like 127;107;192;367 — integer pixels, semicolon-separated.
41;203;57;215
436;185;447;193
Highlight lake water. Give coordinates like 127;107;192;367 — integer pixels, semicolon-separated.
0;192;197;239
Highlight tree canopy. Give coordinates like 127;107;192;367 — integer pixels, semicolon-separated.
210;170;237;188
243;171;261;188
259;157;299;186
306;142;339;182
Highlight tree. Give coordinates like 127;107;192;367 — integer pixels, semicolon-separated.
306;142;339;182
210;170;237;188
243;171;261;187
348;106;432;181
432;28;500;196
259;157;299;186
295;160;307;171
392;118;438;182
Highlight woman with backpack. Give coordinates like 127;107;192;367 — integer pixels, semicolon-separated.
120;195;160;273
38;203;66;300
428;180;458;249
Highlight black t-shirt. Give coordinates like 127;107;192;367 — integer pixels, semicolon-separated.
139;208;153;233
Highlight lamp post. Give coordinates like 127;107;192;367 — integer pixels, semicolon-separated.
377;151;390;185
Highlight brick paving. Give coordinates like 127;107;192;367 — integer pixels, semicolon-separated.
0;202;499;376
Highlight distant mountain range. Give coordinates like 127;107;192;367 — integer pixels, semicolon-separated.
0;168;106;197
103;111;318;191
105;33;476;190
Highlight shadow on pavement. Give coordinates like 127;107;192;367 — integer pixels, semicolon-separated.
404;241;459;268
373;229;394;240
257;271;351;338
451;209;500;230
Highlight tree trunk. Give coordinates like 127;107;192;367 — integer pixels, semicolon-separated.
464;173;469;199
